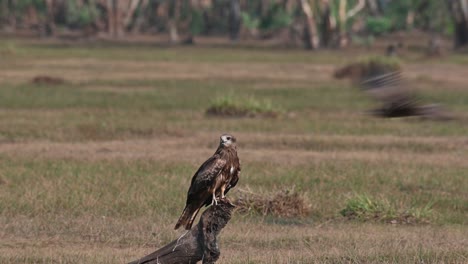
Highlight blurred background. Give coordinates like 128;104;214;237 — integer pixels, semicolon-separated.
0;0;466;50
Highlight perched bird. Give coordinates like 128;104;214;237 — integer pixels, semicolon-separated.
175;134;240;230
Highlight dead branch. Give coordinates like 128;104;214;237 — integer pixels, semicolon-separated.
128;199;235;264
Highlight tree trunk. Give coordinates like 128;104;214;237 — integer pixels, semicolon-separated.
366;0;380;16
114;0;124;37
229;0;242;42
1;0;7;25
454;21;468;48
298;0;319;49
128;199;235;264
106;0;115;36
106;0;124;38
168;0;181;43
124;0;141;29
7;0;17;32
131;0;148;33
45;0;56;36
320;0;332;47
346;0;365;19
338;0;347;48
281;0;295;13
447;0;468;48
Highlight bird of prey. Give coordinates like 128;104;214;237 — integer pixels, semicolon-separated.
175;134;240;230
334;59;451;120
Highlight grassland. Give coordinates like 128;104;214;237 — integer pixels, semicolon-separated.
0;39;467;263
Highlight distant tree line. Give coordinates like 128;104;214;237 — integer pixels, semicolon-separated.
1;0;467;49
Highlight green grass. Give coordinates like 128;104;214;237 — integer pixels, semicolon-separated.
0;158;465;225
340;193;433;224
0;40;351;64
0;77;467;142
206;93;280;117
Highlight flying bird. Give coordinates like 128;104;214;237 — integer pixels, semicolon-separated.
334;59;452;120
175;134;240;230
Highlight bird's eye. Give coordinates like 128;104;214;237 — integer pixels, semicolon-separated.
226;137;231;140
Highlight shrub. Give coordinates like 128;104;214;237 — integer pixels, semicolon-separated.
366;17;392;36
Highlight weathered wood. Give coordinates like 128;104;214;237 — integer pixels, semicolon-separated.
128;199;235;264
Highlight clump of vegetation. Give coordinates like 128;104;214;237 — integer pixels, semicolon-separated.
366;17;392;36
234;187;311;218
334;56;401;81
340;194;432;224
31;75;66;85
241;1;293;38
206;94;280;118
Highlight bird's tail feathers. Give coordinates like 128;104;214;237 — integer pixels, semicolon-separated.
174;204;201;230
186;207;201;230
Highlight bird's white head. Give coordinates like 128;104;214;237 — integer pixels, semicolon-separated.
220;134;236;148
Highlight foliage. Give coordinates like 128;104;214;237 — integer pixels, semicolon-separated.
0;0;460;47
241;12;259;30
15;0;46;12
384;0;412;30
365;16;392;36
190;9;205;35
241;1;292;33
65;0;100;27
258;3;293;32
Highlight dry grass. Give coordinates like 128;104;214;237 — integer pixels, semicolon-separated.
1;221;466;263
234;188;311;218
0;39;467;263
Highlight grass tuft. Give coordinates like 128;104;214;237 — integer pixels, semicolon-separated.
206;94;280;118
340;194;433;224
234;187;311;218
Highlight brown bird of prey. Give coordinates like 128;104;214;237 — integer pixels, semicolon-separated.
175;134;240;230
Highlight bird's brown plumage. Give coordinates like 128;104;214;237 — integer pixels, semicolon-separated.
175;134;240;230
